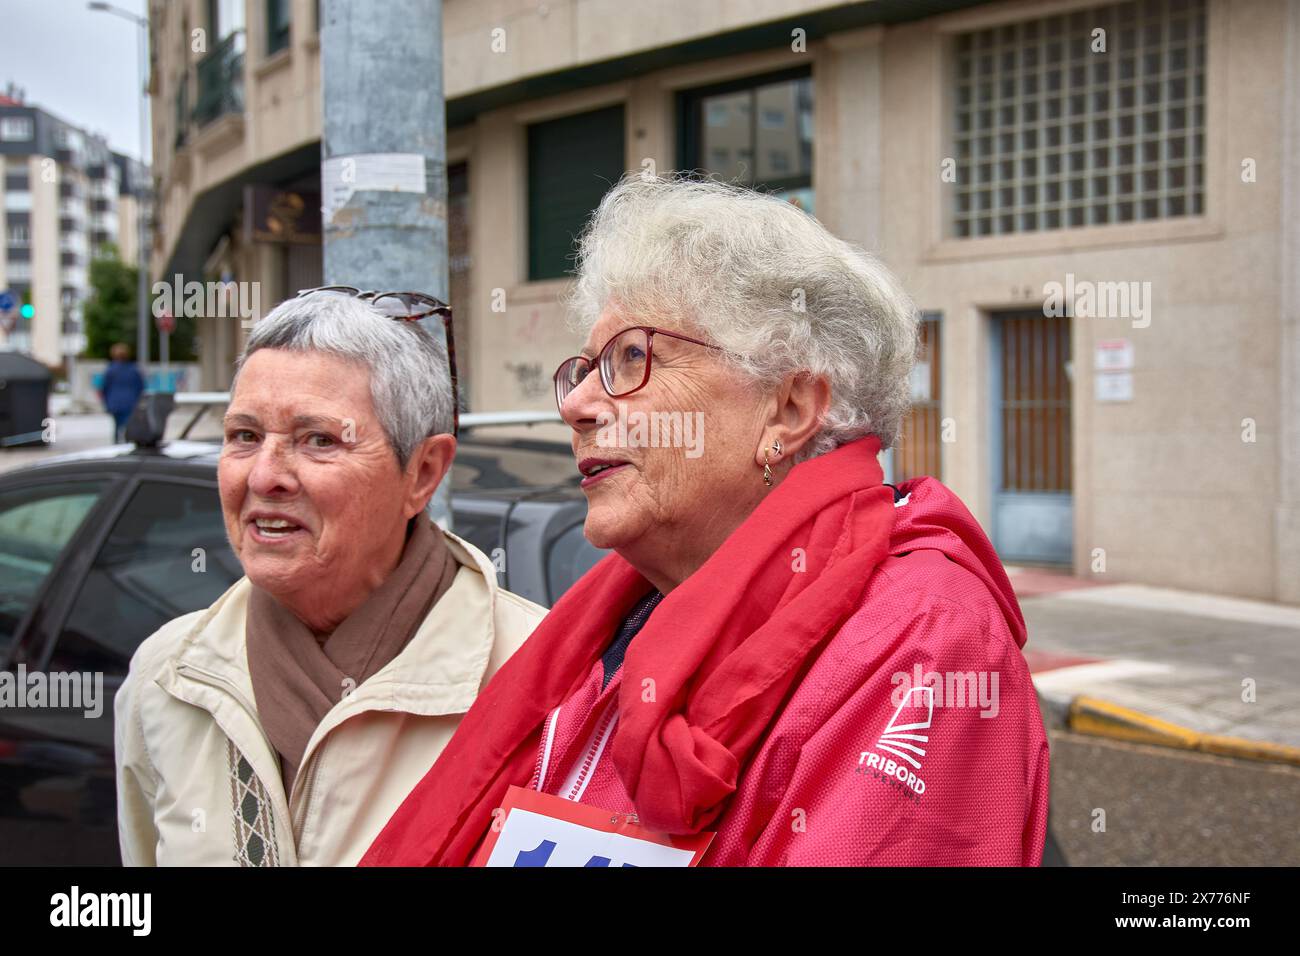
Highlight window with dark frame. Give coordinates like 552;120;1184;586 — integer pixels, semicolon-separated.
207;0;245;41
526;104;625;282
267;0;291;55
0;116;34;142
677;67;814;213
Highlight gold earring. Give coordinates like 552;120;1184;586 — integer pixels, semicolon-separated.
763;450;773;487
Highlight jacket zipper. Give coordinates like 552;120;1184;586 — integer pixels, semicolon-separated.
565;700;618;802
533;705;562;792
292;750;323;846
172;661;296;856
173;662;350;854
173;661;279;758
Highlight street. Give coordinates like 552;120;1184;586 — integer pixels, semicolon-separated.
0;406;118;474
1049;728;1300;866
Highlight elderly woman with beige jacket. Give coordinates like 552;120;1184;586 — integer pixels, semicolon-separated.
114;290;544;866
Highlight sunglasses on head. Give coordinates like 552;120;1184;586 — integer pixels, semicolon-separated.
296;285;460;437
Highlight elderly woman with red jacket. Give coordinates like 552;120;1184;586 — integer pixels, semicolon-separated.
364;173;1050;867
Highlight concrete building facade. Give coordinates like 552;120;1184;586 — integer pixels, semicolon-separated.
0;89;150;368
148;0;1300;603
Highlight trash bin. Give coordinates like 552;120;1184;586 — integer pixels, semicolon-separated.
0;352;52;448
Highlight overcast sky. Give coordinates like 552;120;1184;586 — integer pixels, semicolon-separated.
1;0;150;161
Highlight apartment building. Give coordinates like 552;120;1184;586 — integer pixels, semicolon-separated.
0;90;150;368
148;0;1300;603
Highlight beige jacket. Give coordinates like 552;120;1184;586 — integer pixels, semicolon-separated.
114;526;545;866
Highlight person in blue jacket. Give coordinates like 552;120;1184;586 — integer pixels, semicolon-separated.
99;342;145;443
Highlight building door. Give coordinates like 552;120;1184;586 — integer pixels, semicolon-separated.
893;312;943;482
991;310;1072;564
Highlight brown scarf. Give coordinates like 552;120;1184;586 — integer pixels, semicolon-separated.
245;515;459;793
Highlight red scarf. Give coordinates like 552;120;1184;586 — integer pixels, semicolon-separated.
360;435;895;865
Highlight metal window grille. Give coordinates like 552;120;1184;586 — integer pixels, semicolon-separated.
951;0;1206;238
895;313;944;482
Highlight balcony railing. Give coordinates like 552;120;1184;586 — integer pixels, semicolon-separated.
193;30;245;128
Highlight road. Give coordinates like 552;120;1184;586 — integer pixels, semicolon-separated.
1048;727;1300;866
0;412;117;475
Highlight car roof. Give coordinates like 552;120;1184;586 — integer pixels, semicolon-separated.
13;440;222;471
9;434;585;499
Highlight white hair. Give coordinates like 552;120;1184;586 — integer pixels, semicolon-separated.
566;173;919;457
232;291;455;467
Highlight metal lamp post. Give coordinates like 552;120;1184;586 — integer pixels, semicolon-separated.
88;1;151;382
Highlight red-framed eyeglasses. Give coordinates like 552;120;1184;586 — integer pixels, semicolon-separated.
553;325;722;411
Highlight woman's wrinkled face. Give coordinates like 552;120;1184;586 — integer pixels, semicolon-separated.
560;308;770;587
218;349;416;627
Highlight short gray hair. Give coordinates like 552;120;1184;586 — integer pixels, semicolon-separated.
232;291;454;467
566;173;918;457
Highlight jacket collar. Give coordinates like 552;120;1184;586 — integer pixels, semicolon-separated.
158;522;503;722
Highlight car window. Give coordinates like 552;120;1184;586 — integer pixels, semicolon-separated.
0;481;107;655
546;523;607;604
452;510;504;565
50;480;242;675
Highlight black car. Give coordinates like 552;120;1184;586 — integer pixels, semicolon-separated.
0;428;604;865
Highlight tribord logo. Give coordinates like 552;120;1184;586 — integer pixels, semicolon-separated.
856;686;933;797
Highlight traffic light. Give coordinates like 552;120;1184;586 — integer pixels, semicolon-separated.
19;303;33;320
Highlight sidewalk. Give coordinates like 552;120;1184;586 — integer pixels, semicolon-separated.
1015;567;1300;765
0;410;118;475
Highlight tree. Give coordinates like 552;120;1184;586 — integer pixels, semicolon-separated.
82;243;196;362
82;243;135;359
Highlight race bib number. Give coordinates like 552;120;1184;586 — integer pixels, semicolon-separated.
471;786;715;867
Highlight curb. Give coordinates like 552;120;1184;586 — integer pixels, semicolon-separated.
1056;695;1300;768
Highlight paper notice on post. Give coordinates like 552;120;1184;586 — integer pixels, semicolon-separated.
321;153;427;224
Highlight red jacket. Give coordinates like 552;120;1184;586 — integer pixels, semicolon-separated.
531;476;1051;866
